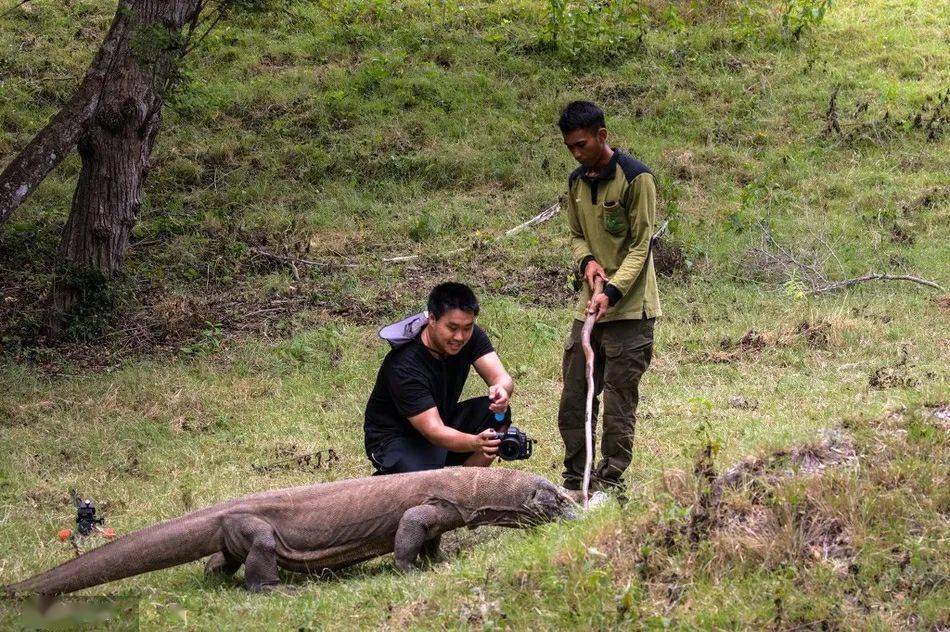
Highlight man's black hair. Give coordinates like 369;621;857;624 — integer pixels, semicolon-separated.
558;100;606;135
428;282;480;319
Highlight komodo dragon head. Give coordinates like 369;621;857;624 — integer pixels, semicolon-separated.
523;478;579;524
464;471;578;526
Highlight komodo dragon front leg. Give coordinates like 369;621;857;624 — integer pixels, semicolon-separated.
394;504;464;572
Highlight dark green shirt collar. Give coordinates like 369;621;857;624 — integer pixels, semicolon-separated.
580;149;619;184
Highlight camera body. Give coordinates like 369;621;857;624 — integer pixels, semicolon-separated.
494;426;533;461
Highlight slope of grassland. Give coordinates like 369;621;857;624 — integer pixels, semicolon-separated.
0;0;947;629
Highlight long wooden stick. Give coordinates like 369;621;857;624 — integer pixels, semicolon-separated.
580;278;604;509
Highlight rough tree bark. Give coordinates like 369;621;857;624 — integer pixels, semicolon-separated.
0;0;205;324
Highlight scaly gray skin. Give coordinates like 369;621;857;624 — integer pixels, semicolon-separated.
3;468;576;596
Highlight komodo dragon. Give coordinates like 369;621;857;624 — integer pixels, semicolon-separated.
3;467;575;596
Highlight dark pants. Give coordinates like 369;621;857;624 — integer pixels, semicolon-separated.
368;397;509;475
557;318;654;491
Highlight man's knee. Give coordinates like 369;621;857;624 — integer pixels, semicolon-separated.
369;440;446;475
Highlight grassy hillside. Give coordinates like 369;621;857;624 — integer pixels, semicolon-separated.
0;0;947;629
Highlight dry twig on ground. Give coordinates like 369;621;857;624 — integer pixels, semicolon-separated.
250;200;562;270
807;272;944;295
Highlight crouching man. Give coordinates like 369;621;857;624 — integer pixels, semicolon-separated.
364;282;515;474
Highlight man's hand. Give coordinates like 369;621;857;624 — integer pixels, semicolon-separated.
471;429;501;458
584;259;607;291
586;293;610;321
488;384;509;413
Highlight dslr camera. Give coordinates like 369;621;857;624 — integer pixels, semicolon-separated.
494;426;534;461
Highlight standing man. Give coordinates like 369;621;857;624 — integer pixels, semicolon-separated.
556;101;660;498
364;282;515;475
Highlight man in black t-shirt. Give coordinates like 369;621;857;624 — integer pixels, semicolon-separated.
364;282;515;475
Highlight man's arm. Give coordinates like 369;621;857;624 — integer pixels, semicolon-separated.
408;407;500;457
604;172;657;304
473;351;514;413
567;183;595;273
568;179;607;290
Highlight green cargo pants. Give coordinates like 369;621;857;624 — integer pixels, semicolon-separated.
557;317;655;491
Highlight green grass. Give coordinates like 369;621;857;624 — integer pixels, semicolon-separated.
1;0;948;629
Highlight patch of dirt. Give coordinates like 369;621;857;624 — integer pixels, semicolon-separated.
795;319;832;349
702;430;858;574
380;598;433;632
652;239;689;277
457;586;505;628
2;221;580;373
701;320;839;363
251;445;341;474
663;149;702;181
715;429;857;493
24;486;71;510
901;185;949;216
736;247;789;284
869;346;920;389
703;329;770;363
925;402;950;431
597;429;860;597
399;250;573;310
0;273;390;375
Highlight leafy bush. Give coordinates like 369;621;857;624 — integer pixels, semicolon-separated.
781;0;833;40
543;0;650;62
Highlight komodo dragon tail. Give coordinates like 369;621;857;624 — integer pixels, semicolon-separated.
3;509;223;597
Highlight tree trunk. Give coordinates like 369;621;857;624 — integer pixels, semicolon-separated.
49;0;203;322
0;0;205;329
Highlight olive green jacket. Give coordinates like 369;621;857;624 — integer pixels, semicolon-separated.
566;150;662;322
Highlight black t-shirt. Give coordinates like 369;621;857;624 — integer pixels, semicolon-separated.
364;325;494;450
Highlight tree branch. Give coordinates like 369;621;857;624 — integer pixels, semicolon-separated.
1;0;32;18
382;199;562;264
183;5;223;56
806;272;945;295
0;10;128;226
250;200;564;271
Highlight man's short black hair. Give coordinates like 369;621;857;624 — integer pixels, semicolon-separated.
558;100;606;135
428;282;480;320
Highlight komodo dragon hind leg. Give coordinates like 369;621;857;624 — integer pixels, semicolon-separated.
223;516;280;592
204;551;241;577
394;504;463;572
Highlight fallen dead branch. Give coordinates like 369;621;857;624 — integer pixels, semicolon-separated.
752;222;832;285
749;223;943;295
381;199;562;264
248;247;358;279
250;199;562;270
806;272;945;295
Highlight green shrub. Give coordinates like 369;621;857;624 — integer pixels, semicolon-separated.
781;0;833;40
543;0;650;62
